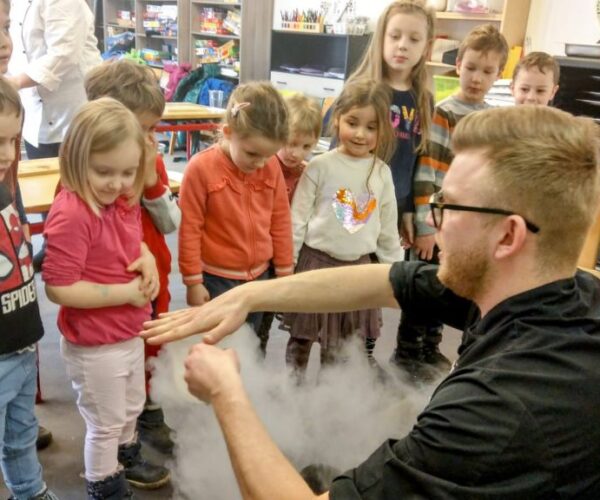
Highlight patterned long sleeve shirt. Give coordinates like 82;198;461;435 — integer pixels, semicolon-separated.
413;96;489;236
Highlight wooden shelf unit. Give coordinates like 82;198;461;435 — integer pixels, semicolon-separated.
436;11;502;21
428;0;532;71
102;0;190;67
189;0;271;82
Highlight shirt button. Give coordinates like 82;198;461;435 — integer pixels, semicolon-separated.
48;121;53;125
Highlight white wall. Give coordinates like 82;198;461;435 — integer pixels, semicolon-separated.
525;0;600;55
274;0;600;56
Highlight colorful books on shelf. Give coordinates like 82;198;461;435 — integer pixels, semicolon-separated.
143;4;178;37
198;7;240;37
195;39;239;69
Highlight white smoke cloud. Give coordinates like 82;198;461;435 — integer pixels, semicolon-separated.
149;326;435;500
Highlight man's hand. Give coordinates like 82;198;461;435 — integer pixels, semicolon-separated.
141;284;251;345
184;344;241;403
186;283;210;306
413;234;437;261
127;244;159;300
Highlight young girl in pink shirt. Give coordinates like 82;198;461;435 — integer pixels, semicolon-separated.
42;98;170;498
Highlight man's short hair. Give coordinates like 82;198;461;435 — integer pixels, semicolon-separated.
286;94;322;140
457;23;509;72
453;106;600;269
85;59;165;117
513;51;560;85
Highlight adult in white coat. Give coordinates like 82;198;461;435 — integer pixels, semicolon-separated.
7;0;102;451
8;0;102;159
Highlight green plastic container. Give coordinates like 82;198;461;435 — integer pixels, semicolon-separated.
433;75;460;103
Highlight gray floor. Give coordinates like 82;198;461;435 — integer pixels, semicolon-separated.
1;152;462;499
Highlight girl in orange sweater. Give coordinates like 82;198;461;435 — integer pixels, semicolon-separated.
178;82;293;350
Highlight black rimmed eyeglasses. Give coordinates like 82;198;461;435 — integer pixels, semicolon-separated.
429;191;540;233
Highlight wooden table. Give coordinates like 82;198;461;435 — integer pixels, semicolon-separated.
158;103;225;159
162;102;224;121
18;157;181;234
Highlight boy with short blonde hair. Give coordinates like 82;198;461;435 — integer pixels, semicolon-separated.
84;59;180;459
393;24;508;377
277;94;322;202
413;23;508;258
85;59;165;118
510;51;560;106
457;23;509;71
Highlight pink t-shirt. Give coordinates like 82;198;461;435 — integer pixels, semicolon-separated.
43;190;151;346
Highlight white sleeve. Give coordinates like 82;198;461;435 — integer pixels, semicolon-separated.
375;164;403;264
142;189;181;234
290;164;319;264
26;0;96;92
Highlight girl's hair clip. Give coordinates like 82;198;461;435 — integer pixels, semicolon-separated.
231;101;251;117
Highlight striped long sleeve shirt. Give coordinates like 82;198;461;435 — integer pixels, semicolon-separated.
413;95;490;236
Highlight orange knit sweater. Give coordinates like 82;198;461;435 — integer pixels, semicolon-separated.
179;145;294;285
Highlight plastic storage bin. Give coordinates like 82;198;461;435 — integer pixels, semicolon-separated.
433;75;460;103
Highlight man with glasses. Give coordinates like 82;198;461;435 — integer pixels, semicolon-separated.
142;106;600;499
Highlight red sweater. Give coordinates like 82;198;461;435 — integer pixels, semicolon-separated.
140;155;172;315
277;155;305;204
179;145;293;284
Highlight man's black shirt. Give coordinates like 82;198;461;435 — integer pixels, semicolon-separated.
331;262;600;499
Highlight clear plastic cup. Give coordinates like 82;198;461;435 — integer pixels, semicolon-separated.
209;89;224;108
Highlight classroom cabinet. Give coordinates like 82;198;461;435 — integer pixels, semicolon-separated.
270;71;344;98
189;0;272;82
269;30;370;99
102;0;190;67
189;0;242;80
553;56;600;120
102;0;271;81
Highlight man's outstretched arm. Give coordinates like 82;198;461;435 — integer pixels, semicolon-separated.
142;263;398;345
